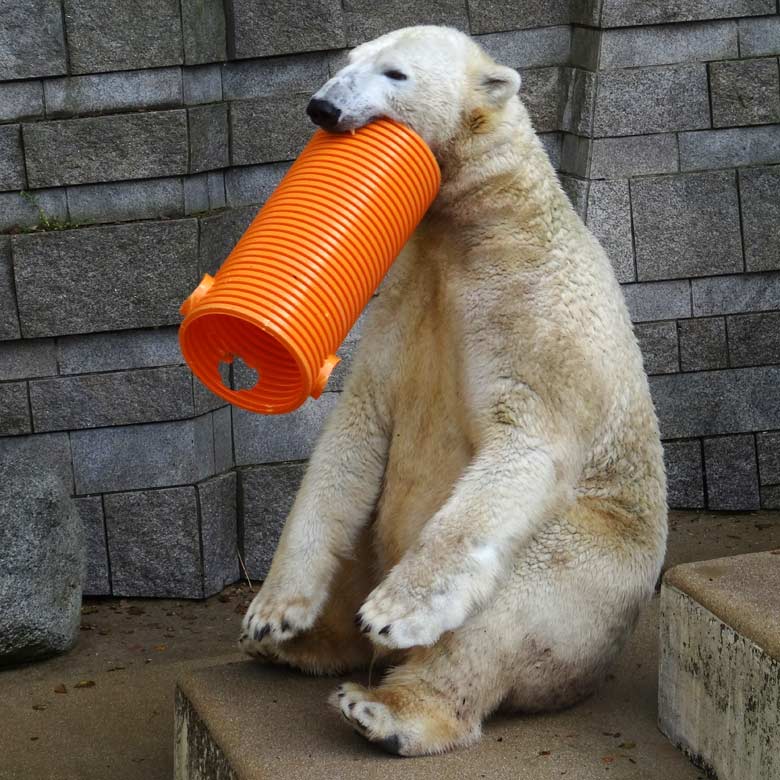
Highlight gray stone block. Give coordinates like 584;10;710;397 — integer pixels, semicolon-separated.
184;174;210;214
198;205;256;276
0;339;56;380
193;374;226;415
213;406;233;472
0;81;44;122
621;280;692;322
739;164;780;273
600;0;774;27
207;172;226;209
183;64;223;105
728;312;780;368
67;178;184;225
468;0;570;33
710;58;780;128
559;133;589;177
0;188;68;233
0;382;31;436
43;68;183;118
631;171;743;281
234;393;339;465
570;26;601;71
679;125;780;172
198;472;239;595
239;462;306;579
692;271;780;316
739;15;780;56
600;20;738;68
540;132;562;170
560;68;595;136
0;125;25;191
593;64;710;137
678;317;728;372
105;486;203;598
559;175;589;219
63;0;183;74
344;0;469;47
230;94;313;166
475;26;571;69
0;0;67;80
590;134;679;179
225;0;345;59
58;327;182;375
0;431;73;491
756;431;780;485
0;469;83;666
634;321;679;375
182;0;227;65
703;434;760;510
663;440;705;509
222;53;328;100
29;366;195;432
586;180;634;283
24;110;189;189
761;485;780;509
74;496;110;596
0;238;20;341
13;220;198;338
225;162;290;207
570;0;601;27
650;366;780;438
71;415;215;495
189;104;229;174
520;67;562;134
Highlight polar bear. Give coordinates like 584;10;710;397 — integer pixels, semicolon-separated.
240;25;667;756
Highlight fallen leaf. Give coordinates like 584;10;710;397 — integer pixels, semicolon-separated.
30;737;39;742
153;644;167;652
53;684;67;694
538;750;551;756
75;680;95;689
618;741;636;749
602;756;615;764
31;704;47;711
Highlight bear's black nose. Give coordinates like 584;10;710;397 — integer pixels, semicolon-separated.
306;98;341;130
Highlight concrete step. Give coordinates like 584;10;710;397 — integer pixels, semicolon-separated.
174;598;705;780
659;551;780;780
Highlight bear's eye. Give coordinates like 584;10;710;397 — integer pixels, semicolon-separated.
383;69;408;81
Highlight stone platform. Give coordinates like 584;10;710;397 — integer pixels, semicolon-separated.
659;551;780;780
175;606;704;780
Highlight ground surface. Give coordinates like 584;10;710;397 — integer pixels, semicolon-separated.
2;510;780;780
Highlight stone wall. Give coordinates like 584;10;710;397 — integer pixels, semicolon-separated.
1;0;778;598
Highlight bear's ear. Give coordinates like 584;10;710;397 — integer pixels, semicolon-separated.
478;65;521;107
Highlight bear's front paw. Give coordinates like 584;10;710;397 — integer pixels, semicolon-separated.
240;584;323;650
356;574;468;650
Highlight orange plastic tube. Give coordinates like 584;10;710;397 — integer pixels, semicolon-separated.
178;119;441;414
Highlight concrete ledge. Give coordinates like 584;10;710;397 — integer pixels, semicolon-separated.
175;637;703;779
659;551;780;780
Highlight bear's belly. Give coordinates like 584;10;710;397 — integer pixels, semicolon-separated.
371;308;473;571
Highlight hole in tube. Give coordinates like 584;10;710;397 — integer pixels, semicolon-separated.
229;356;260;392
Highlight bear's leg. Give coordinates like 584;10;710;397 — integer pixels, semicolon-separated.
330;608;511;755
240;526;387;675
331;499;661;753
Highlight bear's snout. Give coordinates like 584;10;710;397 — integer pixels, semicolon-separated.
306;98;342;130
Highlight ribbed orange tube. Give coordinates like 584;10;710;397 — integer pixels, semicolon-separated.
178;119;441;414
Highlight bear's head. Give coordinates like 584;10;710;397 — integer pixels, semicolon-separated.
306;26;522;158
